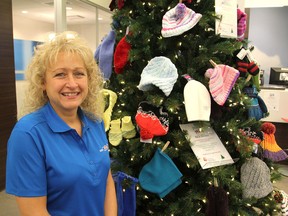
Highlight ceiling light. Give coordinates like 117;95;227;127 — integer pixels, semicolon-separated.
21;11;28;14
66;7;72;10
98;17;103;20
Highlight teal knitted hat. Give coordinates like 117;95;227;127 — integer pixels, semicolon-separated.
139;148;182;198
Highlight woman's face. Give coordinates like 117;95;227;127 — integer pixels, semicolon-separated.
43;52;88;116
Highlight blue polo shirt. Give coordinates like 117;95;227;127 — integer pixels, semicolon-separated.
6;103;111;216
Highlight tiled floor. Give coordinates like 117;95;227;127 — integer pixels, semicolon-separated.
0;164;288;216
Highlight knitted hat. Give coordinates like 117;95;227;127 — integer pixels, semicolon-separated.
135;102;169;141
184;79;211;121
206;186;229;216
260;122;288;162
138;56;178;96
240;157;273;199
139;148;183;198
161;3;202;38
239;127;263;144
274;190;288;215
205;64;240;106
94;30;116;80
114;35;131;74
237;8;247;41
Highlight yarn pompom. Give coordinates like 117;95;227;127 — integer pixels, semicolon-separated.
175;3;186;20
261;122;276;134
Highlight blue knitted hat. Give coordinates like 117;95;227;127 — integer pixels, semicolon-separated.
139;148;182;198
138;56;178;96
94;30;116;80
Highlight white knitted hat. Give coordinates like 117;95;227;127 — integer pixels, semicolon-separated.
184;79;211;121
161;3;202;38
138;56;178;96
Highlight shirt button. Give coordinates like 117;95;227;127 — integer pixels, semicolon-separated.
89;160;94;164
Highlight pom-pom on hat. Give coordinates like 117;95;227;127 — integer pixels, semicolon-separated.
260;122;288;162
161;3;202;38
138;56;178;96
205;64;240;106
94;30;116;80
135;101;169;142
139;148;183;198
240;157;273;199
184;79;211;121
114;35;131;74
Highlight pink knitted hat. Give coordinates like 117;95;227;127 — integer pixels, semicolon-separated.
237;8;247;41
161;3;202;38
205;64;240;106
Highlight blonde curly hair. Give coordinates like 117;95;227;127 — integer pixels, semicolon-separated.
18;31;104;121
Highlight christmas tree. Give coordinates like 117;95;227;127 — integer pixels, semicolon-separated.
100;0;284;215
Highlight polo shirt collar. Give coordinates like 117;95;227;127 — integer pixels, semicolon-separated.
42;102;89;133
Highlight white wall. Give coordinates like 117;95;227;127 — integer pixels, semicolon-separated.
248;7;288;85
13;16;54;41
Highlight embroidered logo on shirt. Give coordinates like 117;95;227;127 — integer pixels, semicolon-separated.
99;144;109;152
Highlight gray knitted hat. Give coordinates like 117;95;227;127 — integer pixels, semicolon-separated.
240;157;273;199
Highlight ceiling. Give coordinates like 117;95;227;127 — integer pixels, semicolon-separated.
12;0;113;25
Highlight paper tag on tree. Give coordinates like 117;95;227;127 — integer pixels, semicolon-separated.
236;48;247;60
179;123;234;169
215;0;237;38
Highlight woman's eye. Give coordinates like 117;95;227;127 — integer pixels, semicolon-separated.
55;73;65;77
74;71;86;77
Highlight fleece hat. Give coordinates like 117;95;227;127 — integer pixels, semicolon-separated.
184;79;211;121
94;30;116;80
240;157;273;199
114;35;131;74
135;101;169;141
260;122;288;162
138;56;178;96
161;3;202;38
237;8;247;41
139;148;183;198
205;64;240;106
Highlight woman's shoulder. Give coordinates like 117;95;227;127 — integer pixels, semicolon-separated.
15;108;46;130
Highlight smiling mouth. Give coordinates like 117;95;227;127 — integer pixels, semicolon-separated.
62;92;79;96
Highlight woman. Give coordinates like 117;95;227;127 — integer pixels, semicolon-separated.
6;31;117;216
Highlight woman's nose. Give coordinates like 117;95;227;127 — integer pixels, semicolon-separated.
66;74;78;87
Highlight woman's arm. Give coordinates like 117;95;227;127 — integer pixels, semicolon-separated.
16;196;50;216
104;170;117;216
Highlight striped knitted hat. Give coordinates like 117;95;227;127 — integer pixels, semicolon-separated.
205;64;239;106
237;8;247;41
161;3;202;38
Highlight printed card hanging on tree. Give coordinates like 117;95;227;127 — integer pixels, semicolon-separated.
215;0;237;38
180;123;234;169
